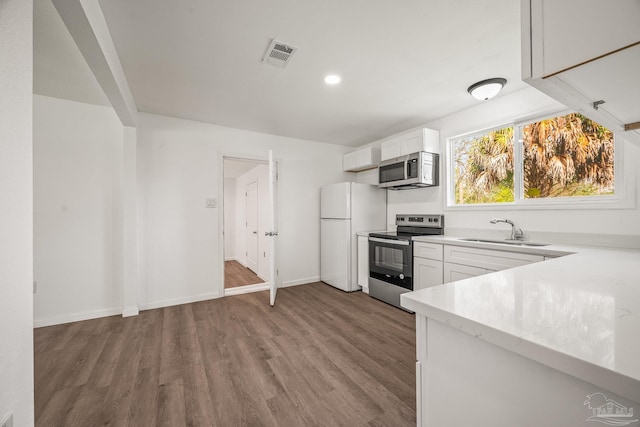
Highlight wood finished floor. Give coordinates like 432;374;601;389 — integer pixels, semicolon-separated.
225;260;264;289
34;283;416;426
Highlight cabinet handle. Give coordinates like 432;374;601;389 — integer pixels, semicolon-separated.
624;121;640;131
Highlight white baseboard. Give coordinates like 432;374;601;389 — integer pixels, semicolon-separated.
224;282;269;296
280;276;320;288
34;307;123;328
139;291;222;311
122;306;140;317
34;276;322;328
225;256;240;262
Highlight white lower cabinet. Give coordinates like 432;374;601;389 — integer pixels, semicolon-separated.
413;242;444;291
443;262;487;282
414;257;444;290
357;235;370;293
413;242;553;426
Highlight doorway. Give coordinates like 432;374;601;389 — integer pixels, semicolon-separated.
222;157;270;294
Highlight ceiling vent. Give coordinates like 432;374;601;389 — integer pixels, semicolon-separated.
262;39;297;68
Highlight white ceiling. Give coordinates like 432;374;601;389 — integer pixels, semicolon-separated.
34;0;528;147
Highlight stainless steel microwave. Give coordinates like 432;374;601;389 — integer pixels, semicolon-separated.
378;151;439;190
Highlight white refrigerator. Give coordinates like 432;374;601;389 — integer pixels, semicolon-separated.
320;182;386;292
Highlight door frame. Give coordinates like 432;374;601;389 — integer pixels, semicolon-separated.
219;153;271;297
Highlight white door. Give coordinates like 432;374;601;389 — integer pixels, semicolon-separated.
245;180;258;273
266;150;279;306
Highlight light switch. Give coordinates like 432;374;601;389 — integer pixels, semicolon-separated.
205;198;217;208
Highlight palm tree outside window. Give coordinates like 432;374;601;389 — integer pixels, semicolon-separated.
449;112;616;206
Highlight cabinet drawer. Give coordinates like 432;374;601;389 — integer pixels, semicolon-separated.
444;245;543;271
413;242;443;261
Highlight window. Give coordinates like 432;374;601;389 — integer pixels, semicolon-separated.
449;112;617;207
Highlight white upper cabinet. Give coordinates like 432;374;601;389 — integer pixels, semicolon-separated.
343;146;381;172
521;0;640;144
525;0;640;78
380;128;440;161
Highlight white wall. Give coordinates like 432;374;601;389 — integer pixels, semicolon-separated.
33;95;125;326
137;112;353;309
0;0;35;424
358;87;640;246
223;177;236;260
232;164;270;280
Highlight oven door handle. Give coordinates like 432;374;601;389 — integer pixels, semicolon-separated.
369;237;410;246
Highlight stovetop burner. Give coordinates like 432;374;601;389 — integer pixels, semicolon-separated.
369;214;444;240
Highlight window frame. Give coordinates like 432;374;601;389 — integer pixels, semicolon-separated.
445;110;630;211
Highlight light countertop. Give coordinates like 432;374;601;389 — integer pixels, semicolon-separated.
401;240;640;403
411;234;578;257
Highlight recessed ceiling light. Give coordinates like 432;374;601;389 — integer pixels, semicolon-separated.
467;78;507;100
324;74;341;85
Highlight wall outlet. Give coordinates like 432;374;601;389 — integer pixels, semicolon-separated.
205;198;217;209
1;413;13;427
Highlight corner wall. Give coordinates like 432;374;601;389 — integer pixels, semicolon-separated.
0;0;35;424
33;95;125;326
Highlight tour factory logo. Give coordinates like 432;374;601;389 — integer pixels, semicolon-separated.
584;393;638;426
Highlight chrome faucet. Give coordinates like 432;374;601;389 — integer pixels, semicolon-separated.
490;218;524;241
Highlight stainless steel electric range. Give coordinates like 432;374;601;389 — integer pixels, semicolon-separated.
368;214;444;311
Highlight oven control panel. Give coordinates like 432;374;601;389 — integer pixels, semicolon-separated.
395;214;444;228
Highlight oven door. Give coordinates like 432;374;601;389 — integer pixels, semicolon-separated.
368;237;413;290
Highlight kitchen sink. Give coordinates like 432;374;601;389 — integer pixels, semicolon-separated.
459;238;549;247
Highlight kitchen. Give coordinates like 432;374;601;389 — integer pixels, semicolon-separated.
2;0;640;426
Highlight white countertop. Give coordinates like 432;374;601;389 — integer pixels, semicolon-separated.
401;240;640;403
411;234;578;257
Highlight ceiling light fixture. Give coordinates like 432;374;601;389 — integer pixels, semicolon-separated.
324;74;341;85
467;78;507;101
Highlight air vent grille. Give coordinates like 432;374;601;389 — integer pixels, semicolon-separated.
263;39;297;68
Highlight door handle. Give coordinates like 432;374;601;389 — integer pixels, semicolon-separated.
265;231;278;236
253;231;257;234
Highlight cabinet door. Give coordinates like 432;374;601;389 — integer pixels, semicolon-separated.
380;138;402;161
342;151;358;171
522;0;640;144
343;146;380;172
414;257;444;291
357;236;369;293
444;262;486;282
527;0;640;78
413;242;443;261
